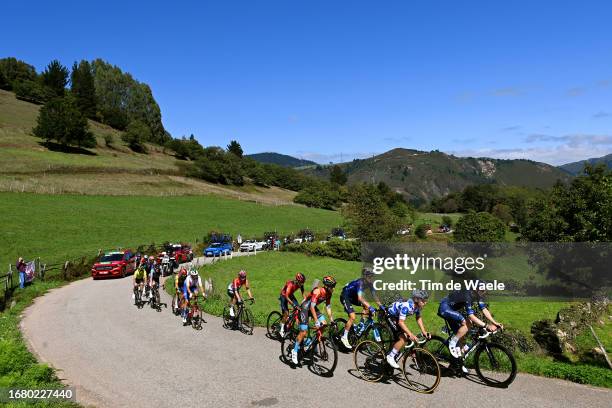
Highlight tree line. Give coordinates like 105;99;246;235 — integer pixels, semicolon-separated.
0;57;168;148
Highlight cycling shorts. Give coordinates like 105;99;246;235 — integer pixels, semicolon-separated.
340;289;359;314
438;300;465;334
184;286;199;301
298;306;326;331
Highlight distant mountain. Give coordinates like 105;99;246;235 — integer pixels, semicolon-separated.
558;153;612;175
303;148;572;205
246;152;317;168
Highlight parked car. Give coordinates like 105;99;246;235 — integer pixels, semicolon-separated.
91;250;136;279
166;243;193;264
204;242;232;257
240;240;266;252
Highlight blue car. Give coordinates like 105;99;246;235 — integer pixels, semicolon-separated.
204;242;232;257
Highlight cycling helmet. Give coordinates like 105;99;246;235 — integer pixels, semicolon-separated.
411;289;430;300
295;273;306;284
149;255;155;260
190;269;199;276
472;279;487;294
180;267;188;276
238;270;247;280
322;275;337;288
362;267;375;278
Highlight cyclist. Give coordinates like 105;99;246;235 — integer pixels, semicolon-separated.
438;280;504;360
339;267;383;349
148;261;162;299
278;272;306;337
292;275;337;365
227;270;254;318
385;289;431;369
175;267;189;311
132;264;147;301
182;269;206;324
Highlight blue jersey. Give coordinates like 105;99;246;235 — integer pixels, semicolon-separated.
387;299;420;320
342;278;375;304
441;290;486;316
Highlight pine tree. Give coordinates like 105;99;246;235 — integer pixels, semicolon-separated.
33;96;95;148
71;60;97;118
41;60;69;97
227;140;243;158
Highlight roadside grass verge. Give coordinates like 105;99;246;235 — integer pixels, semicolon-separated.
170;251;612;388
0;280;80;407
0;192;342;270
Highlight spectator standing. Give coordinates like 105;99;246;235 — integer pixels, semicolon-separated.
16;257;26;289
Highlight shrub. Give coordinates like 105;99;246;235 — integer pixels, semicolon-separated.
454;212;506;242
283;239;360;261
122;120;150;153
441;215;453;228
415;223;429;239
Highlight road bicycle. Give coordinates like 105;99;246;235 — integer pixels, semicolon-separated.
332;309;393;351
186;295;205;330
171;290;183;316
133;285;147;308
266;306;300;341
354;336;441;393
223;298;255;335
280;322;338;377
148;283;166;312
425;320;517;388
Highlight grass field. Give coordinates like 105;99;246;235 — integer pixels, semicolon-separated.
0;192;342;271
166;251;611;387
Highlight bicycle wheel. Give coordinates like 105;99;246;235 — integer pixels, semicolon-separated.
331;318;349;348
424;335;453;372
154;289;161;310
266;311;283;340
133;288;140;306
192;306;203;330
241;307;255;335
280;336;294;365
309;334;337;377
222;306;232;328
354;340;386;382
474;343;517;387
171;294;180;315
402;347;441;393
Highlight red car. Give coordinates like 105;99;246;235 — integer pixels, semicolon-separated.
91;250;136;279
167;243;193;264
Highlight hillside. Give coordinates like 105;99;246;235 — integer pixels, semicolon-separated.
559;153;612;175
246;152;317;168
303;148;572;204
0;90;296;203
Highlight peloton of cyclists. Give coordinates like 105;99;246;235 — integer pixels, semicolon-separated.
278;272;306;337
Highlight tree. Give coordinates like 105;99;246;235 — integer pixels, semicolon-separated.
0;69;8;90
453;212;506;242
294;185;341;209
71;60;97;118
342;183;400;241
227;140;243;158
33;96;95;148
13;80;52;104
41;60;69;97
521;164;612;242
415;224;430;239
91;59;167;143
330;165;347;185
0;57;37;90
122;120;151;153
491;203;513;225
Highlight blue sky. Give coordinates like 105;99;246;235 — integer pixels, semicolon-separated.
2;1;611;165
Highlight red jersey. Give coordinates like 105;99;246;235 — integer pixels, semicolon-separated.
229;277;248;291
280;280;303;298
307;287;332;307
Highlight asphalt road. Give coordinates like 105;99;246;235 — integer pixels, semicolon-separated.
21;255;610;408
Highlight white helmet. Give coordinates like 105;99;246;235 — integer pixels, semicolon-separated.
190;269;199;276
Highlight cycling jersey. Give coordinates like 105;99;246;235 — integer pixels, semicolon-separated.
228;277;247;292
440;289;486;316
185;275;202;289
341;278;375;305
298;287;332;329
175;273;187;288
134;268;147;281
280;280;302;299
387;299;420;321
